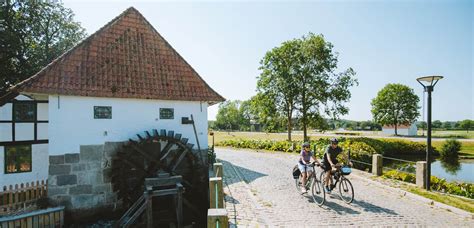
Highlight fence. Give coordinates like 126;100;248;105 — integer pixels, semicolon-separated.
0;180;48;215
208;162;228;228
0;206;64;228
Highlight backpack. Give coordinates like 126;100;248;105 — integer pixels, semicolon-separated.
292;165;300;179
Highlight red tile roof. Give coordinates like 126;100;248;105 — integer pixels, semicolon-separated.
8;7;225;104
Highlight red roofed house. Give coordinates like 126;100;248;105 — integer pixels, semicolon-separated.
0;7;224;220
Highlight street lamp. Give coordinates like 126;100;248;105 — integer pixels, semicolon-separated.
416;75;443;191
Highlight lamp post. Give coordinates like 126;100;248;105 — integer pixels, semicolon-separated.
416;76;443;191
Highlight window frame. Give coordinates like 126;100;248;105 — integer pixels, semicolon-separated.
94;106;112;119
13;101;36;122
159;108;174;120
4;144;32;174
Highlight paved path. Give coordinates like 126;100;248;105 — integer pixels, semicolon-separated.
217;148;473;227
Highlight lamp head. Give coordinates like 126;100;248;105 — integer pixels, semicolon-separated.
416;76;443;89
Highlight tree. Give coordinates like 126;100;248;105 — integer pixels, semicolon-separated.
442;121;453;130
459;119;472;132
416;121;427;130
0;1;86;95
249;93;286;133
257;33;358;141
238;100;252;131
214;101;242;131
257;39;300;140
294;34;357;141
432;120;442;129
371;84;420;135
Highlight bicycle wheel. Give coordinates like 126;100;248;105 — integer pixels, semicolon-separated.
295;176;301;193
338;177;354;204
311;174;325;206
320;171;329;189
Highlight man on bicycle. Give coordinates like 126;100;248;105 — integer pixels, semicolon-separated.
322;138;351;193
298;142;321;193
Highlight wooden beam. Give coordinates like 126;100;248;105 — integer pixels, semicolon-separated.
171;149;189;172
209;177;224;209
176;183;183;228
146;193;153;228
207;209;228;228
145;176;182;188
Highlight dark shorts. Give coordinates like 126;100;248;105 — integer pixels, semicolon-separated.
322;159;338;172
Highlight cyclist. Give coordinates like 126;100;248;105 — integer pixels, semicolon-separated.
322;138;352;193
298;142;321;193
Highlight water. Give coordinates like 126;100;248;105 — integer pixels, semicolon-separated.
431;159;474;183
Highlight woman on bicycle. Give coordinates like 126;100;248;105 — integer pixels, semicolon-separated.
298;142;321;193
322;138;351;193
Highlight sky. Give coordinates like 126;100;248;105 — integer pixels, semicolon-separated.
63;0;473;122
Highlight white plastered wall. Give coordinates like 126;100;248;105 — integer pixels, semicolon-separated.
48;95;209;155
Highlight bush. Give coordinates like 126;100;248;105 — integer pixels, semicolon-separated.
383;170;474;199
440;139;461;159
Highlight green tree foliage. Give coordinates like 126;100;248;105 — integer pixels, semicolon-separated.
416;121;427;131
441;121;453;130
371;84;420;135
432;120;442;129
214;101;242;131
257;33;358;141
257;39;299;140
294;34;357;141
249;93;286;132
0;1;86;95
459;119;472;132
440;139;461;159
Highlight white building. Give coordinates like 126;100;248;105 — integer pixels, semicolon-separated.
0;7;224;217
382;123;418;136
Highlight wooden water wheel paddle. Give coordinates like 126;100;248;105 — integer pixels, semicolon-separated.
111;129;205;223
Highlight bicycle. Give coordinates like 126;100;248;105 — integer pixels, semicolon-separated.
320;164;354;204
293;162;325;206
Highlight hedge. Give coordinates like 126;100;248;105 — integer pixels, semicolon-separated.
383;170;474;199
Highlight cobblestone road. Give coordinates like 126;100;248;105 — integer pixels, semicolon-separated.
217;148;473;227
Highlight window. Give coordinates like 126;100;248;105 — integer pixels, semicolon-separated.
5;145;32;174
94;106;112;119
13;102;35;121
159;108;174;119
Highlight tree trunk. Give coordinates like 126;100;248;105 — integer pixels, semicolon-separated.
302;106;307;142
394;120;398;136
287;108;292;141
302;82;307;142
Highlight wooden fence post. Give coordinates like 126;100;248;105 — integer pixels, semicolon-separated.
416;161;427;189
207;208;228;228
209;177;224;208
213;163;223;178
372;154;383;176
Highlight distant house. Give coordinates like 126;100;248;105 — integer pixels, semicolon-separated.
382;123;417;136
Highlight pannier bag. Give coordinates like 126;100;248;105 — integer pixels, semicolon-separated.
292;165;300;179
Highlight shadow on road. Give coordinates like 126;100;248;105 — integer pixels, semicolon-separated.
352;199;398;215
311;197;398;215
218;159;268;185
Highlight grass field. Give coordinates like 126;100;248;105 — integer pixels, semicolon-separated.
419;130;474;139
209;131;474;156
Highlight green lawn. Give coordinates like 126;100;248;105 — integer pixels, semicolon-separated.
405;187;474;213
419;130;474;139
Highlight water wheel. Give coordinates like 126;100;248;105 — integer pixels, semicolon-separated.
111;129;207;225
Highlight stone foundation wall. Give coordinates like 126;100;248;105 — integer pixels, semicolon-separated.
48;142;125;220
47;141;208;222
